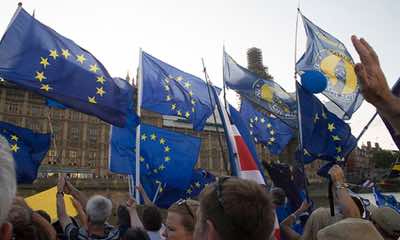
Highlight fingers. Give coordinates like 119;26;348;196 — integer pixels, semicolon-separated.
351;35;374;66
354;63;369;91
360;38;380;65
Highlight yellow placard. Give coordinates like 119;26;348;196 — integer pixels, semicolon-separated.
25;186;78;223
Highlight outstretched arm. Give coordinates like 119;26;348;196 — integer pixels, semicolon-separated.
126;196;144;229
351;36;400;133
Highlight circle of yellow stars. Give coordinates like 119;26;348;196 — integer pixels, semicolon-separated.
248;115;276;146
163;75;196;120
135;131;173;176
35;48;107;104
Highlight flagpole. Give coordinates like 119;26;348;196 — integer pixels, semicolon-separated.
134;48;144;201
5;3;23;32
201;58;230;175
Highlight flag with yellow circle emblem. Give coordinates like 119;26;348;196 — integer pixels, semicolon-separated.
296;13;363;119
0;8;137;127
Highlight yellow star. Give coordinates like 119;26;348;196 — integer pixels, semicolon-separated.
195;182;201;188
186;188;192;194
332;135;341;141
270;137;275;142
188;91;193;96
268;141;273;145
141;134;147;140
314;114;320;123
267;123;272;128
171;104;176;110
191;99;196;105
270;130;275;135
140;156;145;162
336;146;342;153
192;107;195;112
76;54;86;64
160;138;166;144
96;87;106;96
96;76;106;84
166;95;172;101
10;144;19;152
185;111;190;118
164;85;170;91
150;134;157;140
335;156;343;161
184;82;191;88
49;49;59;59
153;169;158;174
175;76;183;81
260;118;265;123
164;77;170;83
164;146;170;152
177;110;182;116
159;164;165;171
304;149;311;156
89;64;99;73
88;96;97;104
10;135;18;141
35;71;46;82
327;123;336;132
254;116;258;122
40;84;52;92
40;57;50;68
61;49;71;59
164;156;171;162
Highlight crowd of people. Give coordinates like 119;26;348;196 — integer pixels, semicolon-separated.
0;38;400;240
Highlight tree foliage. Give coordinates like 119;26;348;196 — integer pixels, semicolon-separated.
372;150;399;169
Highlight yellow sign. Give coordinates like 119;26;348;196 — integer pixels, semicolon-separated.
25;186;78;223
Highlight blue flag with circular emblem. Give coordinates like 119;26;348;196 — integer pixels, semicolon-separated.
296;13;363;119
0;7;138;128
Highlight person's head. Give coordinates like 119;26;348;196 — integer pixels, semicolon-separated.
193;177;274;240
8;204;38;240
317;218;384;240
123;227;151;240
35;210;51;223
162;199;199;240
142;205;162;231
369;207;400;240
85;195;112;226
270;187;286;207
117;205;131;227
0;136;17;240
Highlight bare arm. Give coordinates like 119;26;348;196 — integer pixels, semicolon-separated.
71;198;88;230
65;179;88;209
56;176;72;230
32;212;57;240
329;165;360;218
136;185;153;206
279;200;311;240
351;36;400;133
126;197;144;229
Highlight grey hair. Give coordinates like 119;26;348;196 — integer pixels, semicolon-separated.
0;136;17;224
85;195;112;225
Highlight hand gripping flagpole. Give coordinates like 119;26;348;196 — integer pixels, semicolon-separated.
134;48;144;202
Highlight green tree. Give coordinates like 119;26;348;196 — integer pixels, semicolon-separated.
372;150;399;169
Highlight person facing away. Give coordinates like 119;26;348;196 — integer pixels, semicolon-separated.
193;177;275;240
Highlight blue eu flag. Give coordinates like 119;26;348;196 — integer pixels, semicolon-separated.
373;187;400;213
141;168;215;208
142;52;218;131
296;13;363;119
0;121;51;184
109;123;201;190
297;82;357;164
223;50;298;128
240;99;294;155
0;8;137;127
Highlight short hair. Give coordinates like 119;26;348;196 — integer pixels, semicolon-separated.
117;205;131;227
0;136;17;224
198;177;274;240
142;205;162;231
168;199;199;233
123;227;150;240
36;210;51;223
85;195;112;226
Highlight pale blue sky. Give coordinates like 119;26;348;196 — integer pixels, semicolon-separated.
1;0;399;149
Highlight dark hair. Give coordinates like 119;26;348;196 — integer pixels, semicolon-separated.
142;205;162;231
199;177;274;240
123;227;150;240
117;205;131;227
35;210;51;223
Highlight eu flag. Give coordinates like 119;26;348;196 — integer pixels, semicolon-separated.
296;13;363;119
0;8;137;127
373;187;400;213
381;78;400;150
240;99;294;155
141;52;218;131
297;82;357;163
109;123;201;190
0;121;51;184
141;168;215;208
223;50;298;128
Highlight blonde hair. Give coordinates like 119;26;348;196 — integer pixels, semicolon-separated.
168;199;199;232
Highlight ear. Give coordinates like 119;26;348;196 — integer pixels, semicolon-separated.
0;222;13;240
206;220;219;240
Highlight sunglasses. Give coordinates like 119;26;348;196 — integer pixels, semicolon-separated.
176;199;195;220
